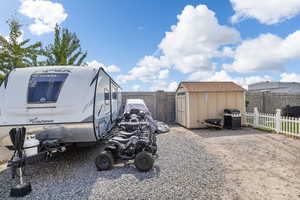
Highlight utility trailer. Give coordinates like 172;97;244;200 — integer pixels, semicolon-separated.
0;66;122;197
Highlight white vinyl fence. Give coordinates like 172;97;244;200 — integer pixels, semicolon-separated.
243;107;300;137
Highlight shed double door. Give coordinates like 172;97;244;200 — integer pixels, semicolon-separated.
176;94;187;127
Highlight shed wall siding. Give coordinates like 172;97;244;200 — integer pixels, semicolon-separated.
188;91;245;128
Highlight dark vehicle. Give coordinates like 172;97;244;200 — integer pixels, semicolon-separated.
95;99;164;172
282;105;300;118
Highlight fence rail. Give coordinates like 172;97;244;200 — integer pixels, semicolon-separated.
243;107;300;137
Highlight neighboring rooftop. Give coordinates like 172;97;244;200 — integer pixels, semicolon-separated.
248;81;300;93
177;82;245;92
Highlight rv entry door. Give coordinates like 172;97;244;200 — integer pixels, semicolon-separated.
94;70;112;139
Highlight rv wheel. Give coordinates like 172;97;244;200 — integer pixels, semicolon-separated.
134;151;154;172
95;151;114;171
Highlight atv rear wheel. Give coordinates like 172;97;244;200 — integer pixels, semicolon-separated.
134;151;154;172
95;151;114;171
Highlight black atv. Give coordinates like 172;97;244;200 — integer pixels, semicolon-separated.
95;125;157;172
95;99;167;172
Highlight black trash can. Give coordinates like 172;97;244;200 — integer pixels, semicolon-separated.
223;109;241;130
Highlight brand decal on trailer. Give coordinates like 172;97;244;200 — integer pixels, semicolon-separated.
38;68;72;73
29;117;54;124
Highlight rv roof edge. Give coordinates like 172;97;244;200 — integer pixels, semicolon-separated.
6;65;120;87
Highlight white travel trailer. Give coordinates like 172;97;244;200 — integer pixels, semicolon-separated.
0;66;122;148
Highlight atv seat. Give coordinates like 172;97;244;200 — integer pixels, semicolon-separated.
111;136;130;143
118;131;138;137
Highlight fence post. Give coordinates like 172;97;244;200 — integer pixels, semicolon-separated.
254;107;259;127
275;109;281;133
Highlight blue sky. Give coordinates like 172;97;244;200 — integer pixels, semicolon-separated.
1;0;300;91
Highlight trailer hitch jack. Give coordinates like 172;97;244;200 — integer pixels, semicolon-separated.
10;167;32;197
9;128;32;197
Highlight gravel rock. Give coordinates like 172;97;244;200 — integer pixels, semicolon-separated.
0;127;225;200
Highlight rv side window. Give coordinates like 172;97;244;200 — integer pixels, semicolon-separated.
112;92;117;99
104;88;110;104
28;73;68;104
112;89;117;99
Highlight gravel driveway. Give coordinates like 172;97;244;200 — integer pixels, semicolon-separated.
184;127;300;200
0;126;299;200
0;126;225;200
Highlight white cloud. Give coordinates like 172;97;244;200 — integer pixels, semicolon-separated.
104;65;120;73
222;46;235;57
211;71;273;89
116;56;170;84
187;71;214;81
19;0;68;35
158;5;240;74
132;85;141;91
223;31;300;73
150;81;178;91
116;74;135;84
230;0;300;25
158;69;169;80
237;75;273;88
167;81;178;91
280;73;300;82
129;56;169;82
86;60;121;73
188;70;273;89
117;5;240;87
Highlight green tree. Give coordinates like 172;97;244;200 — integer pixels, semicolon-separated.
0;74;4;84
0;19;42;74
44;25;87;66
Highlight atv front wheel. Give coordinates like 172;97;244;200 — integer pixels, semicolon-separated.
95;151;114;171
134;151;154;172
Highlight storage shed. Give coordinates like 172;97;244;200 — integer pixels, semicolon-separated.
175;82;246;128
